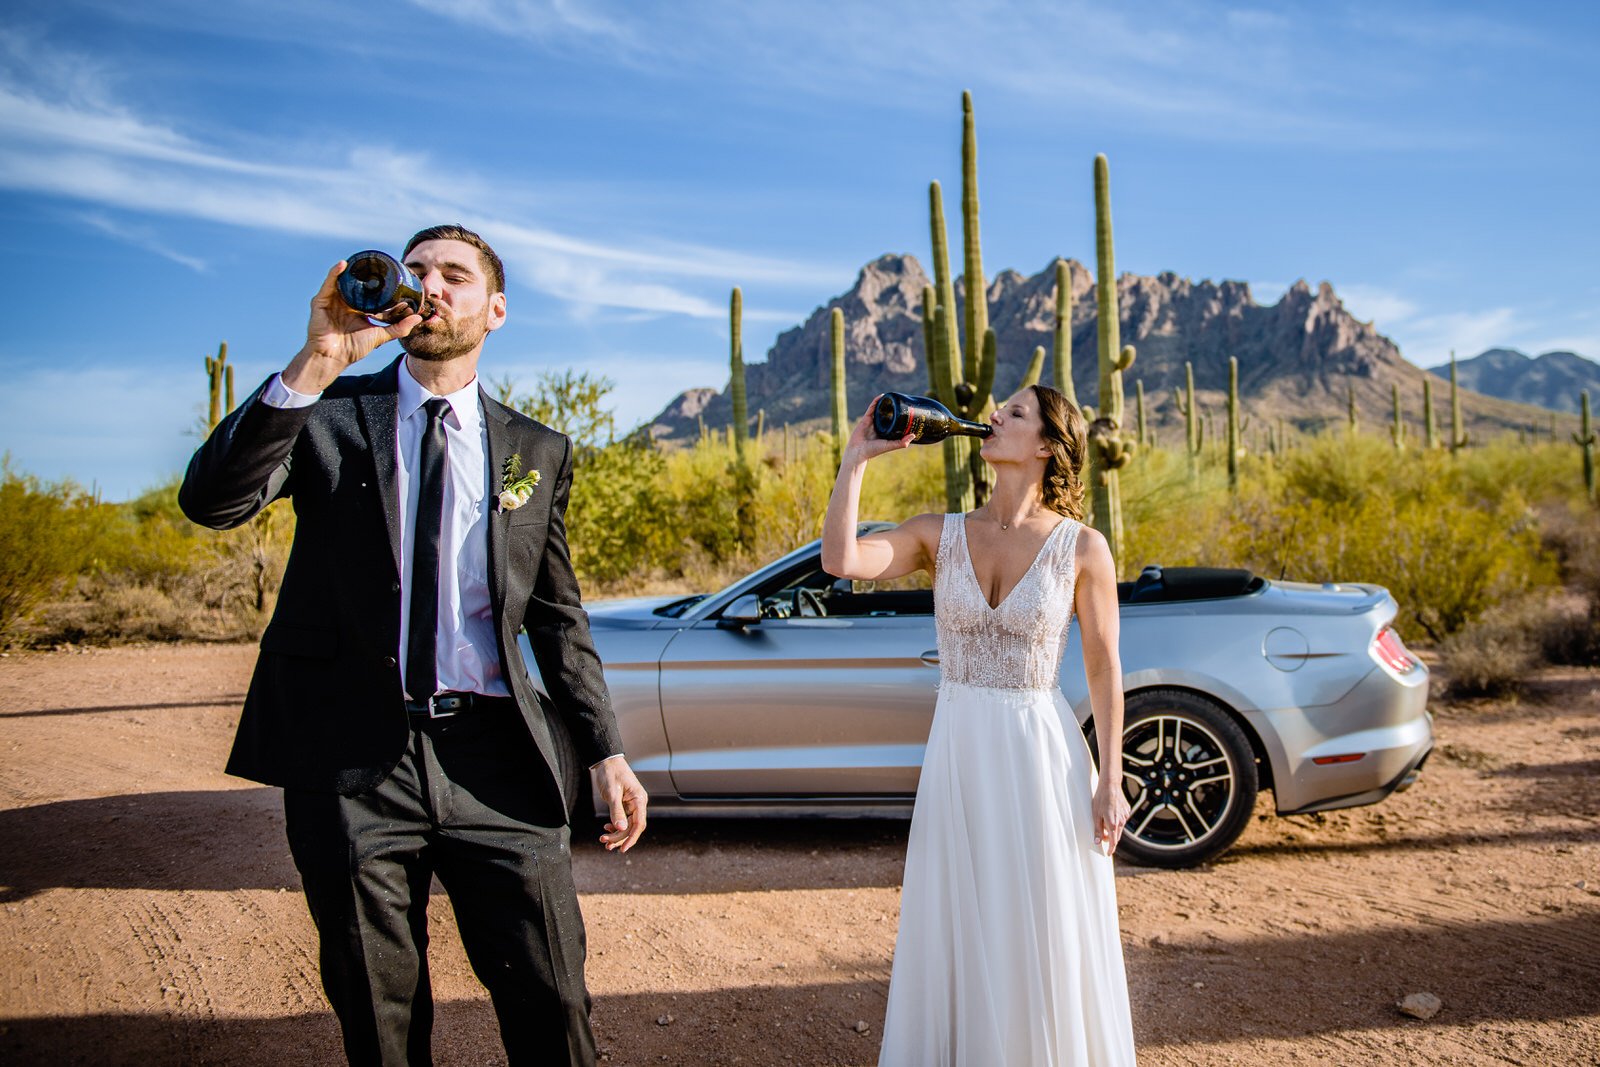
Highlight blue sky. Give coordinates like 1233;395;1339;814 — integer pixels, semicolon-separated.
2;0;1596;499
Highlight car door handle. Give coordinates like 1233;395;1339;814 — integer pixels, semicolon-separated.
920;649;940;666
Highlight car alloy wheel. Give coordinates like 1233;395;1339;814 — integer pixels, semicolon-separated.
1107;688;1259;869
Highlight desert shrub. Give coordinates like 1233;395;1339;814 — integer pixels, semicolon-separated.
1437;595;1564;696
565;431;677;587
1524;593;1600;666
13;477;292;646
0;466;101;638
1196;435;1555;641
12;384;1592;643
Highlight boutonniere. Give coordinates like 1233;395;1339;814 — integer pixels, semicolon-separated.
497;453;541;512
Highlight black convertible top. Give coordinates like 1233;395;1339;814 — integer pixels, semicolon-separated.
1117;565;1264;604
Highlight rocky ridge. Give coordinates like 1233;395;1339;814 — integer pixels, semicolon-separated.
650;254;1561;442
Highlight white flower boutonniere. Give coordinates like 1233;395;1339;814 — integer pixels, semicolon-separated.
497;453;541;512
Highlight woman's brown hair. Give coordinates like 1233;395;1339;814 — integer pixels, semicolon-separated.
1029;384;1088;520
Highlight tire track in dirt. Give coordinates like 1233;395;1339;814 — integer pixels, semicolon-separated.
223;891;324;1014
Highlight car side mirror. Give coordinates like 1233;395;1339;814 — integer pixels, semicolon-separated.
718;593;763;629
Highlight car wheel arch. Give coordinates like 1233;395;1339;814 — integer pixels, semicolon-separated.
1085;684;1275;795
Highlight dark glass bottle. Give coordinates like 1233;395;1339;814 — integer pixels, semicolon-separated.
873;392;993;444
336;250;433;323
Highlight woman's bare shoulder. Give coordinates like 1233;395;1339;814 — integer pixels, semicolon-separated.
898;511;948;547
1071;522;1115;572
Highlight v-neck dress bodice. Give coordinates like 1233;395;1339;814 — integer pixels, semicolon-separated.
933;511;1082;691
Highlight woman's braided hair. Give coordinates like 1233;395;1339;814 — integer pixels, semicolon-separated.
1030;384;1088;521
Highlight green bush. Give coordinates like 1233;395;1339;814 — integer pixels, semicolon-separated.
6;389;1589;651
12;476;292;647
0;465;103;638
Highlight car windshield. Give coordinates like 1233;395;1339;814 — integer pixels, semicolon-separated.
652;595;707;618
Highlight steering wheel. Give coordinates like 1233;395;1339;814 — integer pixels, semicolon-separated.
790;587;827;618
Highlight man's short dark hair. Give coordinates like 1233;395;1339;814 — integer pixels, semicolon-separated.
404;224;506;294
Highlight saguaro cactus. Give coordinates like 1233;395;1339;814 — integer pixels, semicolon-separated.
1391;383;1405;450
1052;261;1076;406
960;91;987;396
1423;376;1438;450
1021;345;1045;391
729;288;748;465
830;307;849;470
1448;350;1469;452
1575;389;1596;504
1135;379;1148;447
1226;356;1248;491
1347;382;1358;434
1087;154;1136;568
205;342;233;432
921;92;1039;512
925;182;974;512
1172;360;1201;476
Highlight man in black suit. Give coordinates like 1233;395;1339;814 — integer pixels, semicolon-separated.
180;224;647;1066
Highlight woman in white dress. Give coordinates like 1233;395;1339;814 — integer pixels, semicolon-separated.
822;384;1137;1066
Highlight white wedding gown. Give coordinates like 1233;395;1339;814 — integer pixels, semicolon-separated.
878;513;1136;1066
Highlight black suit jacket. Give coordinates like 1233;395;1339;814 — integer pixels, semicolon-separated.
179;357;622;809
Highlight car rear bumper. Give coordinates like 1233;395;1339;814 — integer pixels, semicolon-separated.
1253;661;1433;815
1279;737;1433;815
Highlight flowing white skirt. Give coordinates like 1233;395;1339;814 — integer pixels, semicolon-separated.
879;681;1136;1066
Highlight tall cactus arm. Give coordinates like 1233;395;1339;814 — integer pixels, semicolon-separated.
730;287;748;463
972;328;998;412
1052;261;1075;405
1019;345;1045;391
929;181;964;382
830;307;849;456
960;90;987;386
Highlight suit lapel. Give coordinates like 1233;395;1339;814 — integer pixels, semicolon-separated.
482;387;516;612
357;359;404;580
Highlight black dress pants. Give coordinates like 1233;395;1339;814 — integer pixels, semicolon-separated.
284;706;594;1067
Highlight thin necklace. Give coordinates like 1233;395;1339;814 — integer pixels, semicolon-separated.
995;507;1035;531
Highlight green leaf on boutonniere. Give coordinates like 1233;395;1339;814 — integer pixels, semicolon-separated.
498;452;541;511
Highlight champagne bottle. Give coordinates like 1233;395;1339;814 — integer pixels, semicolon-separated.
337;250;433;323
873;392;993;444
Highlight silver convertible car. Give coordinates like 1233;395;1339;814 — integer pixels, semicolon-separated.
525;523;1434;868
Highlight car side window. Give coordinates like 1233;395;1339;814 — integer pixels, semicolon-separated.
760;566;933;619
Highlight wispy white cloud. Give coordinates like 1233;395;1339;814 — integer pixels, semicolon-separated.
76;212;209;271
0;30;836;322
0;362;239;499
406;0;1511;148
1336;283;1419;328
409;0;638;50
1387;306;1520;368
494;350;730;431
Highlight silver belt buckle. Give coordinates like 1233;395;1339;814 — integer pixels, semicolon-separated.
427;694;459;718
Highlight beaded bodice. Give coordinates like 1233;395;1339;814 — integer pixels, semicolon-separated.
934;512;1083;691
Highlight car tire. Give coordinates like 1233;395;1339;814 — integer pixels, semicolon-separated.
1098;688;1259;869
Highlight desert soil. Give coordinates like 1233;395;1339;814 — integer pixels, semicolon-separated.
1;644;1597;1066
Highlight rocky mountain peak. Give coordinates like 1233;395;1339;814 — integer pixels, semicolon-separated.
649;255;1558;440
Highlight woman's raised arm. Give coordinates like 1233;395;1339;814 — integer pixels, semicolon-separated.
821;397;940;581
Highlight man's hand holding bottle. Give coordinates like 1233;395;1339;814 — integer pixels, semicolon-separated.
282;260;425;395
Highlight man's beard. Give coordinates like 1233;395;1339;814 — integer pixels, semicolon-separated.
401;308;489;362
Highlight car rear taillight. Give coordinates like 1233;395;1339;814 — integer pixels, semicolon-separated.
1372;625;1419;675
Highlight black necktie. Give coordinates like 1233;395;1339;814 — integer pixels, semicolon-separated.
407;397;450;701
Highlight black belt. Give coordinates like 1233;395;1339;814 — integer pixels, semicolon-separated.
405;691;517;722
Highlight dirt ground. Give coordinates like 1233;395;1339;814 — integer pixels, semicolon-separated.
1;644;1597;1066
